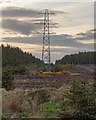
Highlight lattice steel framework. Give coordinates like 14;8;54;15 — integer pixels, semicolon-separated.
42;9;50;65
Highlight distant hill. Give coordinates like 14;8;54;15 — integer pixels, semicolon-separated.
56;51;96;64
1;44;43;67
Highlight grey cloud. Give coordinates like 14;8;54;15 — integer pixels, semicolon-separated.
2;7;66;18
2;34;94;50
76;32;86;36
2;7;43;18
2;19;43;35
76;30;94;40
2;7;60;35
89;29;96;32
2;19;58;35
62;34;73;37
1;7;66;36
50;10;68;14
51;35;93;50
2;36;42;45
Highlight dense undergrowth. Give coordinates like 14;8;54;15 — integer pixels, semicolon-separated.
2;81;96;119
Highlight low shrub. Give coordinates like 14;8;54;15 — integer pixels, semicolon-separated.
42;101;60;118
19;112;29;118
2;69;14;91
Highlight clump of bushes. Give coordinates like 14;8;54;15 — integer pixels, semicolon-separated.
51;65;63;72
2;65;26;90
2;69;14;91
58;81;96;119
13;65;26;75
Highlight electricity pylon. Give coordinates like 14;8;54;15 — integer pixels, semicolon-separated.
37;9;55;71
42;9;50;65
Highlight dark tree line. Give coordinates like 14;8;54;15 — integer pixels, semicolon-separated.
1;44;43;67
1;44;43;90
56;51;96;64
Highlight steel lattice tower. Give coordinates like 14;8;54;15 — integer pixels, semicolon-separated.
42;9;51;65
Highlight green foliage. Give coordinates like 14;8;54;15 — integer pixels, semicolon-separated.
19;112;29;118
1;44;43;67
3;65;26;75
2;68;14;91
51;65;63;72
42;101;60;118
56;51;96;64
13;65;26;75
58;81;96;119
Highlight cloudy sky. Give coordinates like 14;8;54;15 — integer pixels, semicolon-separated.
0;0;95;63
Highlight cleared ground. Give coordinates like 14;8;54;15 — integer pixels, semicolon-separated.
13;64;95;89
